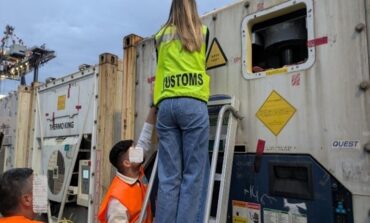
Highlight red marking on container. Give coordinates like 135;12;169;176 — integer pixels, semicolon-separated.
254;139;265;172
291;73;301;87
256;139;266;156
307;36;328;47
233;57;241;64
257;2;264;10
75;105;82;111
147;76;155;84
67;84;71;98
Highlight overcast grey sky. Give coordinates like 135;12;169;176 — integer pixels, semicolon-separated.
0;0;237;94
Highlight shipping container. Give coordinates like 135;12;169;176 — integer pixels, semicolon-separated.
134;0;370;222
31;65;99;222
0;92;17;173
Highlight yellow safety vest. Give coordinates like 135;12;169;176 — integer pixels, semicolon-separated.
153;25;210;105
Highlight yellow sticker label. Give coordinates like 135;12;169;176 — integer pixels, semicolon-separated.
266;67;288;76
232;200;261;223
256;90;296;136
233;216;248;223
57;95;66;110
206;38;228;70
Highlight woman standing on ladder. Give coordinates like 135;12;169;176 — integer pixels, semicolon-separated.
153;0;210;222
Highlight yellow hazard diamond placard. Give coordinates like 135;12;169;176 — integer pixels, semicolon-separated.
256;90;296;136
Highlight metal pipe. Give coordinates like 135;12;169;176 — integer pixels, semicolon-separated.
203;105;242;223
33;63;39;82
20;76;26;85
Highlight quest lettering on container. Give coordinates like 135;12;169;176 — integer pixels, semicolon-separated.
332;140;360;149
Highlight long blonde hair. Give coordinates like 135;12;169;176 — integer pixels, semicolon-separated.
165;0;203;52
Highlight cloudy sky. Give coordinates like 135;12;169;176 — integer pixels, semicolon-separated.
0;0;236;94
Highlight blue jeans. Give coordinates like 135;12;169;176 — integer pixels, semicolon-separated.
155;98;210;223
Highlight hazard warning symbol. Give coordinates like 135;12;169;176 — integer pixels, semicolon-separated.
256;91;296;136
206;38;227;70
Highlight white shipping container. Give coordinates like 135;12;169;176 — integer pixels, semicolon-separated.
0;92;17;173
32;66;99;223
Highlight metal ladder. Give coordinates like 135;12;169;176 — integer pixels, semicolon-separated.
138;96;242;223
204;96;241;223
138;153;158;223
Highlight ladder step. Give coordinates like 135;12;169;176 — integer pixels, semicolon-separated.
214;173;221;181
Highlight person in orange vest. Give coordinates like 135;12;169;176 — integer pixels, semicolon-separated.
98;107;156;223
0;168;43;223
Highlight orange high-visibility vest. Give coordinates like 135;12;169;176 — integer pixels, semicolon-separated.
97;176;152;223
0;216;43;223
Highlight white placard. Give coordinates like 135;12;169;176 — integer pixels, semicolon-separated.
33;175;48;213
264;208;289;223
83;169;89;179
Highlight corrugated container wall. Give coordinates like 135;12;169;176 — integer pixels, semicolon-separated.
0;92;18;173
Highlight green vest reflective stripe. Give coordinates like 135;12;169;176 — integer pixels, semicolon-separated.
153;25;210;105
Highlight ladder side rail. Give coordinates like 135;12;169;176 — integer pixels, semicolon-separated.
216;113;239;223
203;105;241;223
138;154;159;223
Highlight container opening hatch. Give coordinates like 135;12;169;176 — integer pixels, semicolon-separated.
242;0;315;79
252;8;308;71
269;162;314;200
